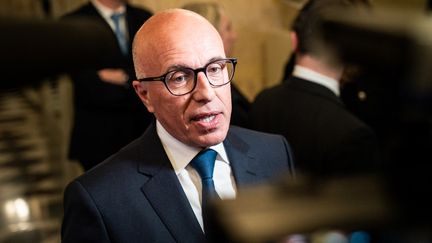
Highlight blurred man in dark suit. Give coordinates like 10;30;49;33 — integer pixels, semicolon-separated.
62;0;153;171
249;0;379;178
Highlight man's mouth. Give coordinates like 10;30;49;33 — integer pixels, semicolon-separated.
192;114;216;123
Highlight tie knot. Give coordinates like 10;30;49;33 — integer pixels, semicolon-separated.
110;12;124;22
110;12;128;55
190;149;217;180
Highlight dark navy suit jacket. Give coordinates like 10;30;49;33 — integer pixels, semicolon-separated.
61;123;295;243
250;76;380;178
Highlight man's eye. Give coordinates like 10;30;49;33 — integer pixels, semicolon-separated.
172;75;186;83
168;71;191;84
207;64;223;74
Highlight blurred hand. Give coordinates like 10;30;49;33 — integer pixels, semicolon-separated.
97;68;129;85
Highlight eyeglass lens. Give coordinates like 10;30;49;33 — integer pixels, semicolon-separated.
165;59;234;95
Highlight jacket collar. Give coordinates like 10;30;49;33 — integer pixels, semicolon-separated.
136;124;263;242
287;76;344;107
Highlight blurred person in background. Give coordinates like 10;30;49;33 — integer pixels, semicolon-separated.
182;2;251;127
249;0;380;178
62;0;154;171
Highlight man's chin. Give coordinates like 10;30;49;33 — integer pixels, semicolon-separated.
193;131;227;148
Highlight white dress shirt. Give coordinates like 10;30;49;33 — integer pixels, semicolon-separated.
293;65;340;96
91;0;129;41
156;121;237;231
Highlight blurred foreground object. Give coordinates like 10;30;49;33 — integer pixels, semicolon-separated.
321;7;432;97
208;7;432;243
208;175;395;243
320;6;432;224
0;17;117;242
0;16;117;89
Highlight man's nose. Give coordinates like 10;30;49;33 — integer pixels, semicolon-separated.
193;71;215;100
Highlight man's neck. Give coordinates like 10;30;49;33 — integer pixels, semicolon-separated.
95;0;125;10
295;54;343;81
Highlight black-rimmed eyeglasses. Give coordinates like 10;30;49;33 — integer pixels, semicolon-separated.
137;58;237;96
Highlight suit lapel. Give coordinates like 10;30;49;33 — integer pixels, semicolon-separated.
137;124;205;243
85;3;113;30
224;128;263;187
85;2;126;58
125;5;139;47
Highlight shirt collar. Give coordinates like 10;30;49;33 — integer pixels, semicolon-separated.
91;0;126;19
292;65;340;96
156;121;229;175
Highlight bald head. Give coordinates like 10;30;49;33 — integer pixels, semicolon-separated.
131;8;232;148
133;9;224;79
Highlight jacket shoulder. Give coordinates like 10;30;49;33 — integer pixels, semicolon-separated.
126;4;153;19
61;3;95;18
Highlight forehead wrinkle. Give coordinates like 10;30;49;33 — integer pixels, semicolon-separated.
155;38;224;71
163;58;228;75
164;56;227;72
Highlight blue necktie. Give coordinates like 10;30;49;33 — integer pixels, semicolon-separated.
191;148;218;200
110;13;128;55
191;149;219;235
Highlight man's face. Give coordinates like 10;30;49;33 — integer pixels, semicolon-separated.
133;12;232;148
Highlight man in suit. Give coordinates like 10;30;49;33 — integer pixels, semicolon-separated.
249;0;379;178
62;0;153;171
61;9;295;243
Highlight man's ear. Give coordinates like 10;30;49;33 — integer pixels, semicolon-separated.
132;80;155;113
290;31;299;53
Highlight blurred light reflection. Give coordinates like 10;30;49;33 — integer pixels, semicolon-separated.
4;198;30;222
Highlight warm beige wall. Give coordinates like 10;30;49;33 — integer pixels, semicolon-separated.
372;0;426;8
0;0;45;17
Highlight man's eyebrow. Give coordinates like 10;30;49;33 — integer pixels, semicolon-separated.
208;56;225;63
165;57;226;71
166;64;189;72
